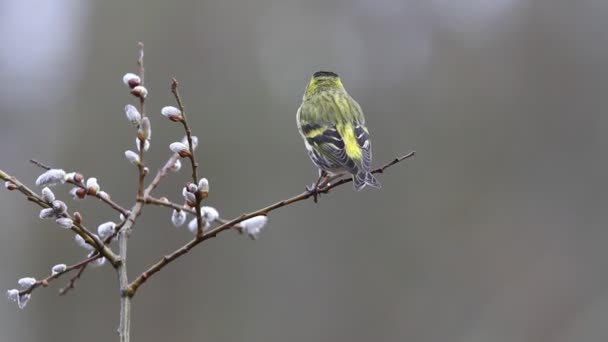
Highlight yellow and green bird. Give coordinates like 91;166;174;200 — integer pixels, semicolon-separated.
297;71;380;196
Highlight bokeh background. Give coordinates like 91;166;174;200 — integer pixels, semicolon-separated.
2;0;608;341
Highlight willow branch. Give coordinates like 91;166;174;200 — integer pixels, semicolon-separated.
118;41;145;342
58;257;95;295
0;169;120;266
171;79;205;238
16;254;100;297
29;159;130;217
126;151;415;297
140;196;192;214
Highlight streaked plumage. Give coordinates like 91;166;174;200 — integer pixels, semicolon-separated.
297;71;380;191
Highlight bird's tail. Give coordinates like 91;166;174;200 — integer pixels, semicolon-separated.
353;171;381;191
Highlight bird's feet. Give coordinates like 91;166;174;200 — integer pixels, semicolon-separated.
306;184;320;203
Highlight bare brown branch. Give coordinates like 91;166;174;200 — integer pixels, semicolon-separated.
0;170;120;266
126;151;415;297
29;159;130;217
171;79;205;238
59;258;94;295
15;254;100;297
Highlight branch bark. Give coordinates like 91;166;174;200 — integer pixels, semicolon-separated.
126;151;415;297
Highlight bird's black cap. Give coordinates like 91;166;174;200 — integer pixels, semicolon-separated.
313;71;339;78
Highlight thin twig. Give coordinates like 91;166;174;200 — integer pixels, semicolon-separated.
126;151;415;296
140;196;193;214
0;169;120;266
59;259;92;295
136;43;148;198
118;41;146;342
16;254;100;296
171;79;205;238
29;159;130;217
54;218;128;293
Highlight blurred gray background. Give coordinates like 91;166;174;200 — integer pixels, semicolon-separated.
1;0;608;341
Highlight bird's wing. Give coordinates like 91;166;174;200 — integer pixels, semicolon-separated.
354;124;372;173
299;102;360;175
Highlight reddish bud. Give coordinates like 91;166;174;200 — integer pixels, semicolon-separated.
73;212;82;224
131;85;148;99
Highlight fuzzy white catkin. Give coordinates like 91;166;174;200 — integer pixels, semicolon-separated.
74;234;94;251
86;177;99;190
170;142;188;154
201;206;219;223
17;293;31;309
240;216;268;238
182;135;198;150
124;104;141;125
169;159;182;172
6;289;19;301
161;106;181;118
55;218;74;229
35;169;66;187
125;150;140;164
41;187;55;203
188;218;210;234
97;221;116;239
39;208;55;219
122;73;141;87
51;264;67;275
198;178;209;191
6;289;30;309
172;210;187;227
17;277;36;288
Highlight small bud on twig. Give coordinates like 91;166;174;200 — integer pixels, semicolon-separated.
124;104;141;125
69;187;87;200
138;117;151;141
171;209;187;227
182;135;198;150
51;264;67;275
136;138;150;152
169;159;182;172
51;200;67;214
239;216;268;239
7;289;30;309
182;187;196;206
124;150;140;165
41;187;55;203
4;181;17;190
186;182;198;193
188;218;210;234
73;212;82;224
170;142;191;157
35;169;66;187
39;208;55;219
65;172;84;184
201;206;219;223
122;73;141;88
18;277;37;288
86;178;100;195
97;221;116;239
7;289;19;302
55;217;74;229
161;106;183;122
131;85;148;99
198;178;209;199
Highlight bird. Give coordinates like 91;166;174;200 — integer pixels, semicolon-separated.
297;71;380;201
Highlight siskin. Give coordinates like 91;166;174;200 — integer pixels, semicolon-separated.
297;71;380;199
